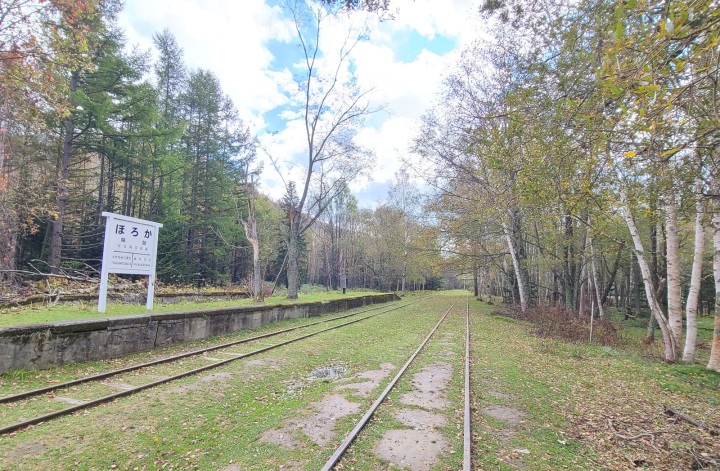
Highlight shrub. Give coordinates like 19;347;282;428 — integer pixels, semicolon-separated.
492;305;618;346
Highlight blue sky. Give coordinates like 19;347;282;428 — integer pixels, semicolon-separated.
118;0;484;208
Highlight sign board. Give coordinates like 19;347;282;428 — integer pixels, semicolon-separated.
339;273;347;294
98;212;163;312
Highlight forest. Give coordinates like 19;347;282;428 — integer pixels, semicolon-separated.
0;0;445;299
1;0;719;371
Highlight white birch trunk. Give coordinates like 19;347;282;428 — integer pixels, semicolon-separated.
621;192;677;362
707;196;720;371
502;221;528;312
589;237;605;319
683;188;704;363
665;195;683;356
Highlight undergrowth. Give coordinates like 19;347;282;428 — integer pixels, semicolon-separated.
492;305;619;346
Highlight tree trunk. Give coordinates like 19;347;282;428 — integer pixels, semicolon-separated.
601;241;625;306
240;210;263;302
683;187;704;363
473;264;479;298
589;237;605;318
502;218;528;312
665;194;683;356
0;101;17;283
562;215;574;308
287;223;300;299
707;190;720;371
252;242;263;302
622;193;677;362
49;71;79;275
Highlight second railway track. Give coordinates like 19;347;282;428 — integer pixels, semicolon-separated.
0;297;423;435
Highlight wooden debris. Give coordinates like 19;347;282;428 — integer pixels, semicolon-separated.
664;407;719;436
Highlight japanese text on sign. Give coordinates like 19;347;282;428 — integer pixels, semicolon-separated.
103;216;159;275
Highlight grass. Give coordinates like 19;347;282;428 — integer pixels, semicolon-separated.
474;299;720;470
1;292;718;470
0;294;450;470
0;289;386;327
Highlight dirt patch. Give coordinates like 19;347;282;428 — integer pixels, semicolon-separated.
483;405;526;425
102;381;136;390
356;362;394;382
244;358;281;369
399;362;452;410
6;442;47;460
395;409;447;430
293;395;361;446
487;390;512;400
336;363;394;397
335;380;376;396
262;395;361;449
374;361;454;469
260;428;300;450
374;429;449;471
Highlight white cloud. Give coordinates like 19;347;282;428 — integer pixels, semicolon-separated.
120;0;294;126
118;0;487;208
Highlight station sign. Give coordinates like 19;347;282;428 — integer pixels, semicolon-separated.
98;212;163;312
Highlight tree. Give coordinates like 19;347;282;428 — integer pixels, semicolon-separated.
0;0;99;282
47;0;121;275
276;0;378;299
388;169;420;296
683;179;705;363
177;69;254;284
238;163;264;301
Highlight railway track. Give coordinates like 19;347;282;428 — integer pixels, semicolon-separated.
321;294;473;470
0;297;423;436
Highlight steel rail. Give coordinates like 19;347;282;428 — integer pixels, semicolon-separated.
0;300;419;436
463;293;472;470
320;296;460;471
0;300;417;405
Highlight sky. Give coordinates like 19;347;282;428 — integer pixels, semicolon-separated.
118;0;486;208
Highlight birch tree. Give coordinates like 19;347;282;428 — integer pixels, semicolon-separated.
620;190;678;362
683;181;705;363
277;0;377;299
707;178;720;372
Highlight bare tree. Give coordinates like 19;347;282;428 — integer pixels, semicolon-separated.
276;0;379;299
238;169;263;302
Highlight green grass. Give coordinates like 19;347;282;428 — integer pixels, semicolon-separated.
473;299;720;470
2;293;718;470
0;290;383;327
0;294;449;470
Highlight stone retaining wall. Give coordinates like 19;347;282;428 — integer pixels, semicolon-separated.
1;291;250;309
0;293;399;374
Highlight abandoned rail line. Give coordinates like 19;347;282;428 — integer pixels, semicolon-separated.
321;295;472;470
0;298;422;436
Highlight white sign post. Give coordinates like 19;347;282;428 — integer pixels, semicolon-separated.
99;212;163;312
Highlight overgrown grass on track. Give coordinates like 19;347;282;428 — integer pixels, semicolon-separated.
0;294;450;470
2;293;718;470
